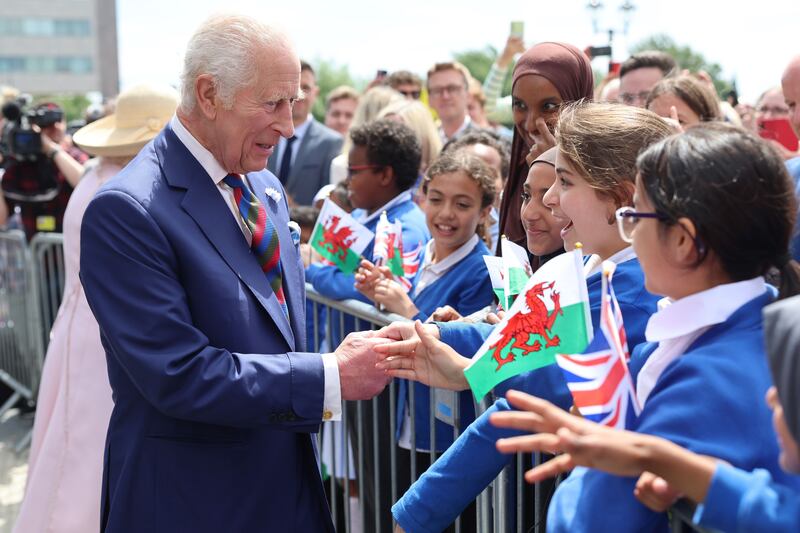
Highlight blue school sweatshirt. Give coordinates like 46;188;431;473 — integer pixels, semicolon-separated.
546;289;800;533
304;197;429;343
694;463;800;533
392;257;659;533
396;238;494;452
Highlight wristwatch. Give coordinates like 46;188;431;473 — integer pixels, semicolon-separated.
47;147;61;159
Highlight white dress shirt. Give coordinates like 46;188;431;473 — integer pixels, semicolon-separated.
170;115;342;421
439;115;471;144
583;246;637;277
636;276;767;405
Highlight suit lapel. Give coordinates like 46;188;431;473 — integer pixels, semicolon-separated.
157;126;295;349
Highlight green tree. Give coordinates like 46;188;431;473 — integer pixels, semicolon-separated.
34;93;91;123
309;59;364;122
629;34;734;97
454;46;514;96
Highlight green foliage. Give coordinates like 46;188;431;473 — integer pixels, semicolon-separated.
629;34;734;97
454;46;514;96
33;93;91;123
310;59;364;122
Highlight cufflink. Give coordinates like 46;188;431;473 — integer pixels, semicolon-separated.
322;410;333;421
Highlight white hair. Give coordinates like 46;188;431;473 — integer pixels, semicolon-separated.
180;14;284;112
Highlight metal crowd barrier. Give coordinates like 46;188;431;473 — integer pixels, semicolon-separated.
0;230;45;451
29;232;67;352
0;230;709;530
307;284;540;533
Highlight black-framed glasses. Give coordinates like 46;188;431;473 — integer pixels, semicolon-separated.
347;164;382;177
428;84;465;97
615;206;667;243
619;91;650;106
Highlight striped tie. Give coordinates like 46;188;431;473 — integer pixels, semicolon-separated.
223;174;288;319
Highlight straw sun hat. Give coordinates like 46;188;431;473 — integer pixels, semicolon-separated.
73;84;179;157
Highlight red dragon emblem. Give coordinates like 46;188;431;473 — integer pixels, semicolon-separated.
490;281;564;371
386;233;398;260
318;215;356;262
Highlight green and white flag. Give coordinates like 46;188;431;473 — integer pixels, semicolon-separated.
464;249;593;401
310;199;374;274
482;255;506;309
501;236;533;310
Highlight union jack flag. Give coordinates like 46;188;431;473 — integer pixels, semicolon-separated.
555;261;641;429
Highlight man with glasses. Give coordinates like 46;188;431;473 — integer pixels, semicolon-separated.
427;61;477;143
619;51;678;108
385;70;424;100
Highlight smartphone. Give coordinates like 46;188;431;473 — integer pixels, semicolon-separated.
510;20;524;39
758;118;799;152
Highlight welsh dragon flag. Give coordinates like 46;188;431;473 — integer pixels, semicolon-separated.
310;199;374;274
373;211;420;291
501;236;533;310
464;249;593;401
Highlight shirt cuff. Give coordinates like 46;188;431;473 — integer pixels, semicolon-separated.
321;352;342;421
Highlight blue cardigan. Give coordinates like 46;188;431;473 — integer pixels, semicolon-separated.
396;238;494;452
694;463;800;533
547;289;800;533
392;258;659;533
305;197;429;343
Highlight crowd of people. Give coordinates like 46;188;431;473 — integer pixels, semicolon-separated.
1;11;799;533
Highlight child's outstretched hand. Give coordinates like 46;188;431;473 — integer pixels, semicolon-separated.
373;277;418;318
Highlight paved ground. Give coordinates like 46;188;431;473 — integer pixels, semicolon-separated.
0;409;31;532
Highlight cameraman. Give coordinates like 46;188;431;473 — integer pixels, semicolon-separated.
0;102;87;240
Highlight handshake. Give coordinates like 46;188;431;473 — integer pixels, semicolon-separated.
334;320;473;401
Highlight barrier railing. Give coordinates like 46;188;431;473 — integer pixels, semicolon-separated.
0;230;44;451
0;230;710;531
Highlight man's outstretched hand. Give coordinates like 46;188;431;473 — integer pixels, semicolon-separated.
335;331;392;401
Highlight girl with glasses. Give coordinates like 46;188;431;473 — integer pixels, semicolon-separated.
500;122;800;532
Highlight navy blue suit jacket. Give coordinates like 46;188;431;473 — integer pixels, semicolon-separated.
80;124;334;532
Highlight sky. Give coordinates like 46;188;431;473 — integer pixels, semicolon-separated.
116;0;800;103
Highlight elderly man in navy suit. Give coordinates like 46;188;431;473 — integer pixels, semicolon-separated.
80;14;389;533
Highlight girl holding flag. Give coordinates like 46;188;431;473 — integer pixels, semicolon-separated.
491;123;800;532
378;102;671;532
354;151;496;462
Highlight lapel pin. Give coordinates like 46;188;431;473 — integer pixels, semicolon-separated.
265;187;282;203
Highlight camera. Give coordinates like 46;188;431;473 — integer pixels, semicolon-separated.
1;96;64;161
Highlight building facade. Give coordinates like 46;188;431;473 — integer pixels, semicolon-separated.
0;0;119;97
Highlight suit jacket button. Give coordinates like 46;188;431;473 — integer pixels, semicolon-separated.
322;410;333;421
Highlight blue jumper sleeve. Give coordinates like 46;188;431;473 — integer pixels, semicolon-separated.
695;464;800;533
392;398;521;532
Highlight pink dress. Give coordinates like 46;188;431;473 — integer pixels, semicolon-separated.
14;161;120;533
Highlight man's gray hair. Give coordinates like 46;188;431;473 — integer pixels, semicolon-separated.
180;14;282;112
